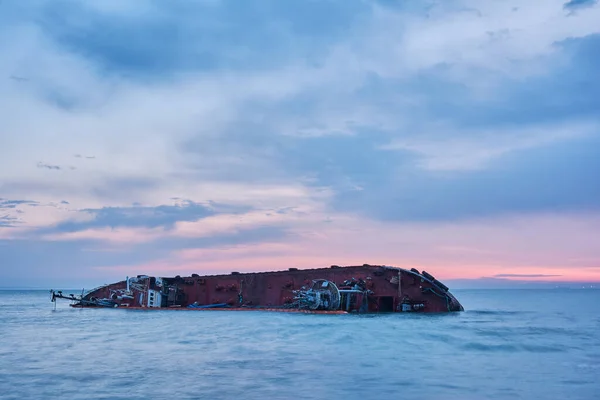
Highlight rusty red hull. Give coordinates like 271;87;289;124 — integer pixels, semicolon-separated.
56;264;464;313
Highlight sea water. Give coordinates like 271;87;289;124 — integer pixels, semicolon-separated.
0;289;598;400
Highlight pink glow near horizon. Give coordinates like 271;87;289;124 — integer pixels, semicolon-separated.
5;190;600;285
93;257;600;283
86;211;600;283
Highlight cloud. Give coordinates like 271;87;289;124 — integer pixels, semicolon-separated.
564;0;598;11
378;121;598;171
42;205;310;244
1;0;600;286
0;199;39;228
330;132;600;222
493;274;562;278
39;199;255;237
0;224;290;288
36;162;62;170
31;210;600;281
0;215;19;227
58;200;217;230
0;199;39;209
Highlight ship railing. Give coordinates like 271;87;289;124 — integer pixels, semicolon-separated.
81;284;111;298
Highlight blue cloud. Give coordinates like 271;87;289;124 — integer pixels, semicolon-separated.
0;199;39;209
563;0;598;10
36;0;370;78
67;203;211;230
0;199;39;228
174;30;600;210
354;34;600;132
0;215;18;227
279;132;404;187
256;33;600;222
324;129;600;222
2;226;284;270
46;200;252;232
0;225;289;287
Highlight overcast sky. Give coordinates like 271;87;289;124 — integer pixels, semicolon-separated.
1;0;599;289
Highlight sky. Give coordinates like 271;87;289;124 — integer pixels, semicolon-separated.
1;0;600;289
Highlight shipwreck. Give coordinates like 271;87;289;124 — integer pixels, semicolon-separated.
50;264;464;313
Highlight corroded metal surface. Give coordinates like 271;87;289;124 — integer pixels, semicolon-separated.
53;264;464;313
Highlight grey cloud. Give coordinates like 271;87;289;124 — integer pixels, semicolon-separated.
0;198;69;228
9;75;29;82
0;199;39;209
0;199;37;227
36;162;61;170
46;200;252;232
0;215;19;227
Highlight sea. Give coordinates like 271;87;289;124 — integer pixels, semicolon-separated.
0;289;598;400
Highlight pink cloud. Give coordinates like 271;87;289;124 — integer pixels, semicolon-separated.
86;211;600;283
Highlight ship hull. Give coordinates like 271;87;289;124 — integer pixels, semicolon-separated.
55;264;464;313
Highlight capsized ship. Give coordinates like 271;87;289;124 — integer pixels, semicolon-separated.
50;264;464;313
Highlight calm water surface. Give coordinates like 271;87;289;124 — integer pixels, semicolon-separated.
1;289;599;400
